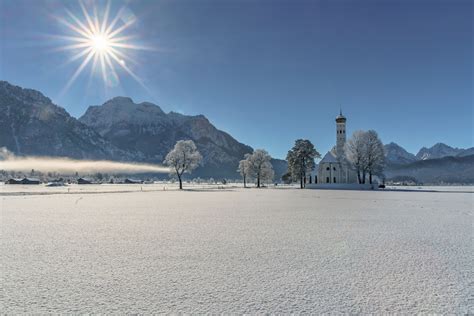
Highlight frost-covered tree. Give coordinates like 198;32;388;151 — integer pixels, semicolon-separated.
346;130;385;184
164;140;202;189
345;130;367;184
286;139;320;189
237;153;251;188
247;149;274;188
364;130;385;184
260;161;275;186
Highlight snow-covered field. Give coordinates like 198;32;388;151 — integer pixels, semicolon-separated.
1;185;472;313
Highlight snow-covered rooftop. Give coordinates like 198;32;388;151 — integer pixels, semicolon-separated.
320;151;338;163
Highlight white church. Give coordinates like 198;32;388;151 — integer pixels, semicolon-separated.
308;111;357;185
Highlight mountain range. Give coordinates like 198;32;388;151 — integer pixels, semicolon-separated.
383;141;474;184
0;80;472;183
384;155;474;184
0;80;281;179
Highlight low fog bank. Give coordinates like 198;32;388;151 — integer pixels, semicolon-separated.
0;148;168;175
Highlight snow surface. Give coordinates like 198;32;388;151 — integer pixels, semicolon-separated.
1;185;472;313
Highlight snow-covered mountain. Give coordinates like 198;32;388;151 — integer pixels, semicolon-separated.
416;143;469;160
384;141;473;164
0;81;129;160
384;142;417;165
78;96;255;178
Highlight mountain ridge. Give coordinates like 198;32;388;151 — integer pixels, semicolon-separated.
384;141;473;164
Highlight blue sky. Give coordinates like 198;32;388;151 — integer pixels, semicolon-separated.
1;0;472;159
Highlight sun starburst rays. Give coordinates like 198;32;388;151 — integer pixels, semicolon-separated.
54;1;150;94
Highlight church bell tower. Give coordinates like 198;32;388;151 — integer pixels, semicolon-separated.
335;109;346;157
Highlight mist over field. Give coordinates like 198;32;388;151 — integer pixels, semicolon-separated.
0;148;168;175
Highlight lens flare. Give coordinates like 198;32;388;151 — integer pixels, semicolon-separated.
53;0;152;92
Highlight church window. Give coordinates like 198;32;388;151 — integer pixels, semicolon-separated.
326;177;329;183
333;177;336;183
326;167;330;171
333;167;336;171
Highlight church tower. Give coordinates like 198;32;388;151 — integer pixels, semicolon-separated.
335;109;346;157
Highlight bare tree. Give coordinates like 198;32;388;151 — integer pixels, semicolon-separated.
364;130;385;184
345;130;367;184
286;139;320;188
237;153;251;188
164;140;202;189
247;149;274;188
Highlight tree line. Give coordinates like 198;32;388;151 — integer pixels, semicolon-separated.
163;129;385;189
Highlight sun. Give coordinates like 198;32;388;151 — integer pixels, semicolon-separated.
90;34;110;53
53;0;152;92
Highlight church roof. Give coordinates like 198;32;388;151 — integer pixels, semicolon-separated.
320;151;338;163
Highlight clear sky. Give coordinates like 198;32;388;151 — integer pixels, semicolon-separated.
1;0;472;159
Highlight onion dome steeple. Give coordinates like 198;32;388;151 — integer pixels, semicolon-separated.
335;108;346;123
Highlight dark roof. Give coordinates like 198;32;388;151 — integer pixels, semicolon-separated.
77;178;93;184
21;178;40;184
124;178;143;184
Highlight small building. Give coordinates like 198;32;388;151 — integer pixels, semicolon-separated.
5;178;22;184
21;178;40;185
77;178;93;184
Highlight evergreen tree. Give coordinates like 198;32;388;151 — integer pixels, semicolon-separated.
286;139;320;188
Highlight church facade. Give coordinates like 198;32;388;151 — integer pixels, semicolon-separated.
308;111;357;184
